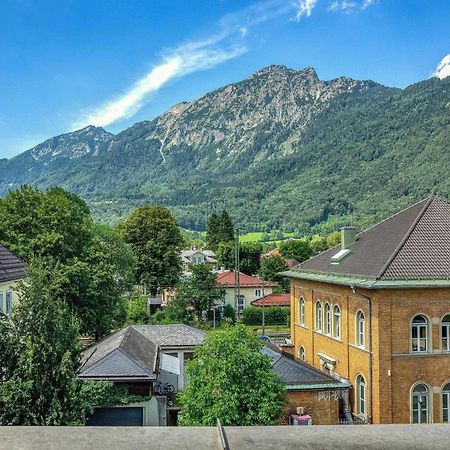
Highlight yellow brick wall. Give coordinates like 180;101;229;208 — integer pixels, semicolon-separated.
290;279;450;424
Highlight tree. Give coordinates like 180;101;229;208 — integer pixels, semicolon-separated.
0;260;83;425
216;242;262;275
218;210;234;244
178;325;285;426
0;186;127;338
118;205;184;294
310;234;327;254
326;231;341;248
206;212;221;251
258;256;289;291
279;239;312;263
175;264;224;320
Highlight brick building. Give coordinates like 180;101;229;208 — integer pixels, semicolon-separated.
282;197;450;424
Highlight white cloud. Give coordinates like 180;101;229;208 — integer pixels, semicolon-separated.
73;43;247;129
292;0;317;22
361;0;377;9
239;26;248;37
328;0;357;12
433;54;450;80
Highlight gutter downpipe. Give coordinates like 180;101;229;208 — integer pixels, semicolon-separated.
351;285;373;424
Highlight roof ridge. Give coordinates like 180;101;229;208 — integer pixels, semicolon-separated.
376;197;433;280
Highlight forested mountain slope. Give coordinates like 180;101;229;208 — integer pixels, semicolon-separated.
1;66;449;232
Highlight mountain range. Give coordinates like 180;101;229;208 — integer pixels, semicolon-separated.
1;65;449;233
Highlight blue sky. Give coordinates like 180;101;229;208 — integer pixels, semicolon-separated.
1;0;449;158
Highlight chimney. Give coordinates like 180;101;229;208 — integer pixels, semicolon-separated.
341;227;356;250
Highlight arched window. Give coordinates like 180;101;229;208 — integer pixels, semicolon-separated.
299;298;305;325
315;301;322;331
356;374;366;416
443;383;450;423
412;384;429;423
442;315;450;352
324;303;331;335
356;311;365;347
299;346;306;361
333;305;341;338
412;315;429;353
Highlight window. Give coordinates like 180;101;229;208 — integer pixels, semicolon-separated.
299;298;305;325
442;315;450;352
356;375;366;416
412;315;428;353
5;291;12;316
412;384;429;424
237;295;245;313
255;289;262;298
324;303;331;335
443;383;450;423
0;291;3;316
333;305;341;338
315;301;322;331
299;346;306;361
356;311;365;347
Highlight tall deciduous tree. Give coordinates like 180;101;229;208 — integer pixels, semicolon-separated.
118;205;183;294
279;239;312;263
178;325;285;426
258;256;289;291
0;260;83;425
175;264;224;320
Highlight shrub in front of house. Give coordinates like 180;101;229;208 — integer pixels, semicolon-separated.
241;306;289;326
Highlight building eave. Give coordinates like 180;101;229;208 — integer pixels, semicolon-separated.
280;270;450;290
285;382;350;391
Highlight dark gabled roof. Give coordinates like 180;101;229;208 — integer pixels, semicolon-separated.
0;244;26;283
79;325;205;381
261;344;349;390
290;197;450;282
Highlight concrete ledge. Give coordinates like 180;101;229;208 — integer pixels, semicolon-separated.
0;424;450;449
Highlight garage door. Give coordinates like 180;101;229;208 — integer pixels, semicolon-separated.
86;407;144;426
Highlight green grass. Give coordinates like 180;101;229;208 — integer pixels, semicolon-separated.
239;232;265;243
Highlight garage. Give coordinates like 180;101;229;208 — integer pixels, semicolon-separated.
86;407;144;426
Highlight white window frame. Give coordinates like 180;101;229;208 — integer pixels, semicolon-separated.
324;303;331;335
255;289;262;298
0;291;4;316
356;310;365;347
299;298;305;325
441;315;450;352
443;382;450;423
237;295;245;313
299;346;306;361
412;383;430;424
315;301;322;332
356;374;366;416
333;305;341;338
411;314;429;353
5;290;12;316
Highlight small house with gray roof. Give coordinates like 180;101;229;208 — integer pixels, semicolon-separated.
0;243;26;318
282;197;450;425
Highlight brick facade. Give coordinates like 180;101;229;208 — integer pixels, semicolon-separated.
290;279;450;424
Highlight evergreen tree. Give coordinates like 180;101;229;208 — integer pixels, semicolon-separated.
0;260;83;425
206;212;220;251
218;210;234;243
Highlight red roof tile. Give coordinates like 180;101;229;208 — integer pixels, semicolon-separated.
216;270;276;287
251;293;291;307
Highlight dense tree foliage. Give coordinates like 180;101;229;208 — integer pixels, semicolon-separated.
0;186;132;337
175;264;225;320
279;239;312;264
216;242;262;275
118;205;183;295
258;256;289;291
178;325;285;426
206;210;234;251
0;261;83;425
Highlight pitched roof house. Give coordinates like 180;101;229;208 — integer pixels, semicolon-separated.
216;270;276;314
282;197;450;424
251;293;291;307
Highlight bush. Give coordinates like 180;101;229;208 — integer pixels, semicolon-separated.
241;306;289;326
223;304;236;322
125;295;150;324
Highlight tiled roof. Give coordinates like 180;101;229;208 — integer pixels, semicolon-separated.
216;270;276;287
79;324;205;381
0;244;26;283
251;293;290;307
261;345;349;390
293;197;450;282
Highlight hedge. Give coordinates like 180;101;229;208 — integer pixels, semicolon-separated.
241;306;289;326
